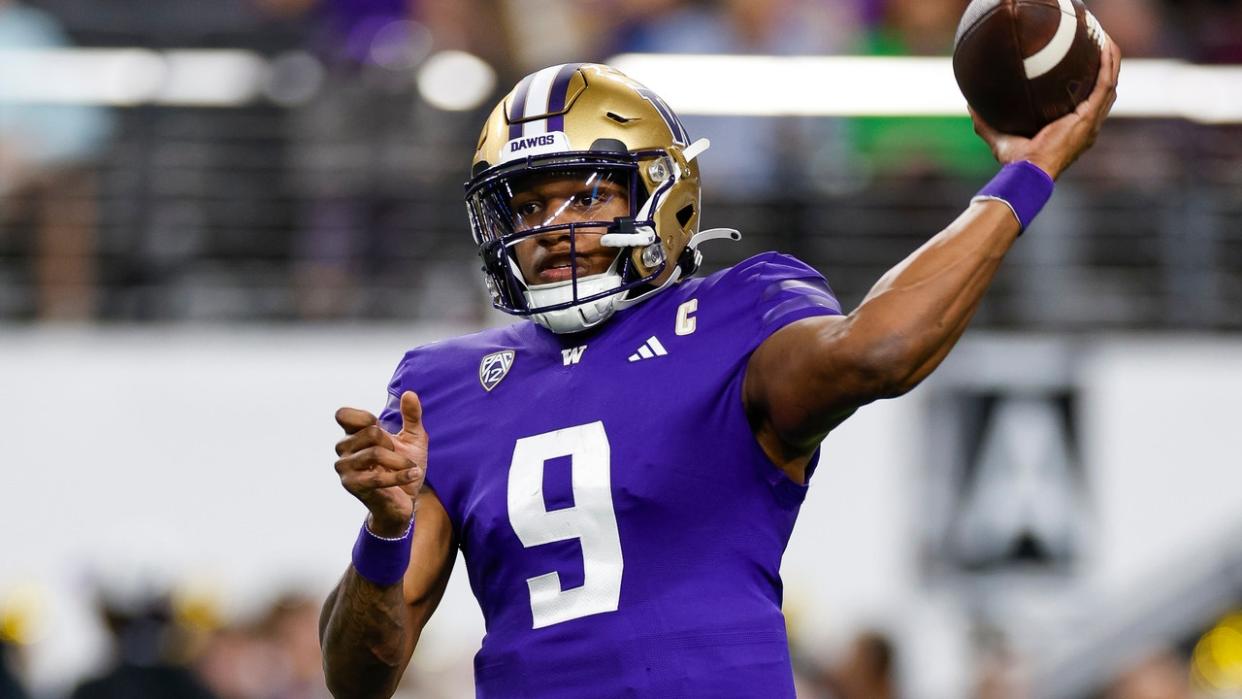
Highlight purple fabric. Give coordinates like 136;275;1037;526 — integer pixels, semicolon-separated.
974;160;1056;231
322;0;408;64
351;518;414;587
379;253;842;698
542;454;575;511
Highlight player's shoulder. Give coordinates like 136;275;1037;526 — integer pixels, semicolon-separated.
389;321;539;388
689;251;838;309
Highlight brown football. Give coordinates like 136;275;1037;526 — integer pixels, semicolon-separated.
953;0;1106;137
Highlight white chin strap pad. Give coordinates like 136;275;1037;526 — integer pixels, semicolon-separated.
525;271;623;334
533;302;613;334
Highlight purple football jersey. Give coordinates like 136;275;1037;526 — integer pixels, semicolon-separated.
379;252;841;698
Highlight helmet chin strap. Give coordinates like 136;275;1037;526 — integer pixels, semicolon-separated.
520;253;625;334
605;137;738;310
612;227;741;310
518;226;741;328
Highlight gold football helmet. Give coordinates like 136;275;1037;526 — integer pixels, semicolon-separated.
465;63;738;334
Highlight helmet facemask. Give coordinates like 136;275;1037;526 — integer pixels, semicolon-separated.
466;152;679;333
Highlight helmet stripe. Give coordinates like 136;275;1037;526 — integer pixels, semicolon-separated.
546;63;585;133
508;73;535;140
636;87;689;145
518;65;562;138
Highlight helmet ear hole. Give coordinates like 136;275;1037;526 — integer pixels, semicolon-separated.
589;138;629;153
675;204;695;229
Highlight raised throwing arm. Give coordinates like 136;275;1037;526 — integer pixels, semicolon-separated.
744;38;1121;478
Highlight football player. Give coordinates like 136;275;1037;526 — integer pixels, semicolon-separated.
322;45;1119;698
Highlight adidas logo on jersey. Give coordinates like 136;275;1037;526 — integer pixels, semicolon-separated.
627;336;668;362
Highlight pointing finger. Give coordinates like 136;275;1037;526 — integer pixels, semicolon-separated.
335;407;377;435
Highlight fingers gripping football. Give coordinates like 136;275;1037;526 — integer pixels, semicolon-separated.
972;35;1121;179
1070;36;1121;141
333;391;428;536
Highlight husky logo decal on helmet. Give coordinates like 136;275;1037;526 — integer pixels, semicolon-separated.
465;63;738;334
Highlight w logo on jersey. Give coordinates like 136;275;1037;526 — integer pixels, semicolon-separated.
562;345;588;366
479;350;515;391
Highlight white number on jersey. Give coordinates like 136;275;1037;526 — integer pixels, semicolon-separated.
506;421;623;628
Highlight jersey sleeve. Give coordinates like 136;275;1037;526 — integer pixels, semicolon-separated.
376;348;454;525
377;353;410;435
726;252;843;352
691;253;842;494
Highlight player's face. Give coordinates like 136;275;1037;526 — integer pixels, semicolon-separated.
509;171;630;285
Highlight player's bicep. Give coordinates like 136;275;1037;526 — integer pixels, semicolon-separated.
744;313;886;451
402;487;456;632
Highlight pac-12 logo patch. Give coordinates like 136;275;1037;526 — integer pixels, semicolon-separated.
479;350;515;391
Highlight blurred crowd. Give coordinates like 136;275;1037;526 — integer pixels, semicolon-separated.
0;588;329;699
0;581;1229;699
0;0;1240;326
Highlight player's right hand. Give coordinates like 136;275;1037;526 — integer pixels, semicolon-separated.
334;391;428;538
971;34;1121;180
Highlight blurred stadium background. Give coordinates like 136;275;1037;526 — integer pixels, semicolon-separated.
2;0;1241;697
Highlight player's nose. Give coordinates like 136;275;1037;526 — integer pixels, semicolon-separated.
534;226;572;247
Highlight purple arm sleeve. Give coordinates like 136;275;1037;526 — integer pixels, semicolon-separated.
972;160;1055;231
351;518;414;587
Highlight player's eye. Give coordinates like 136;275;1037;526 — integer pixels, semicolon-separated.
513;201;542;218
574;191;607;208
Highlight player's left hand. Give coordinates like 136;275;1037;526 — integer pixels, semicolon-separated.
333;391;428;538
971;34;1121;180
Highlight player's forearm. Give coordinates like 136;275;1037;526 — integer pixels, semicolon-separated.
320;568;416;699
849;200;1019;396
